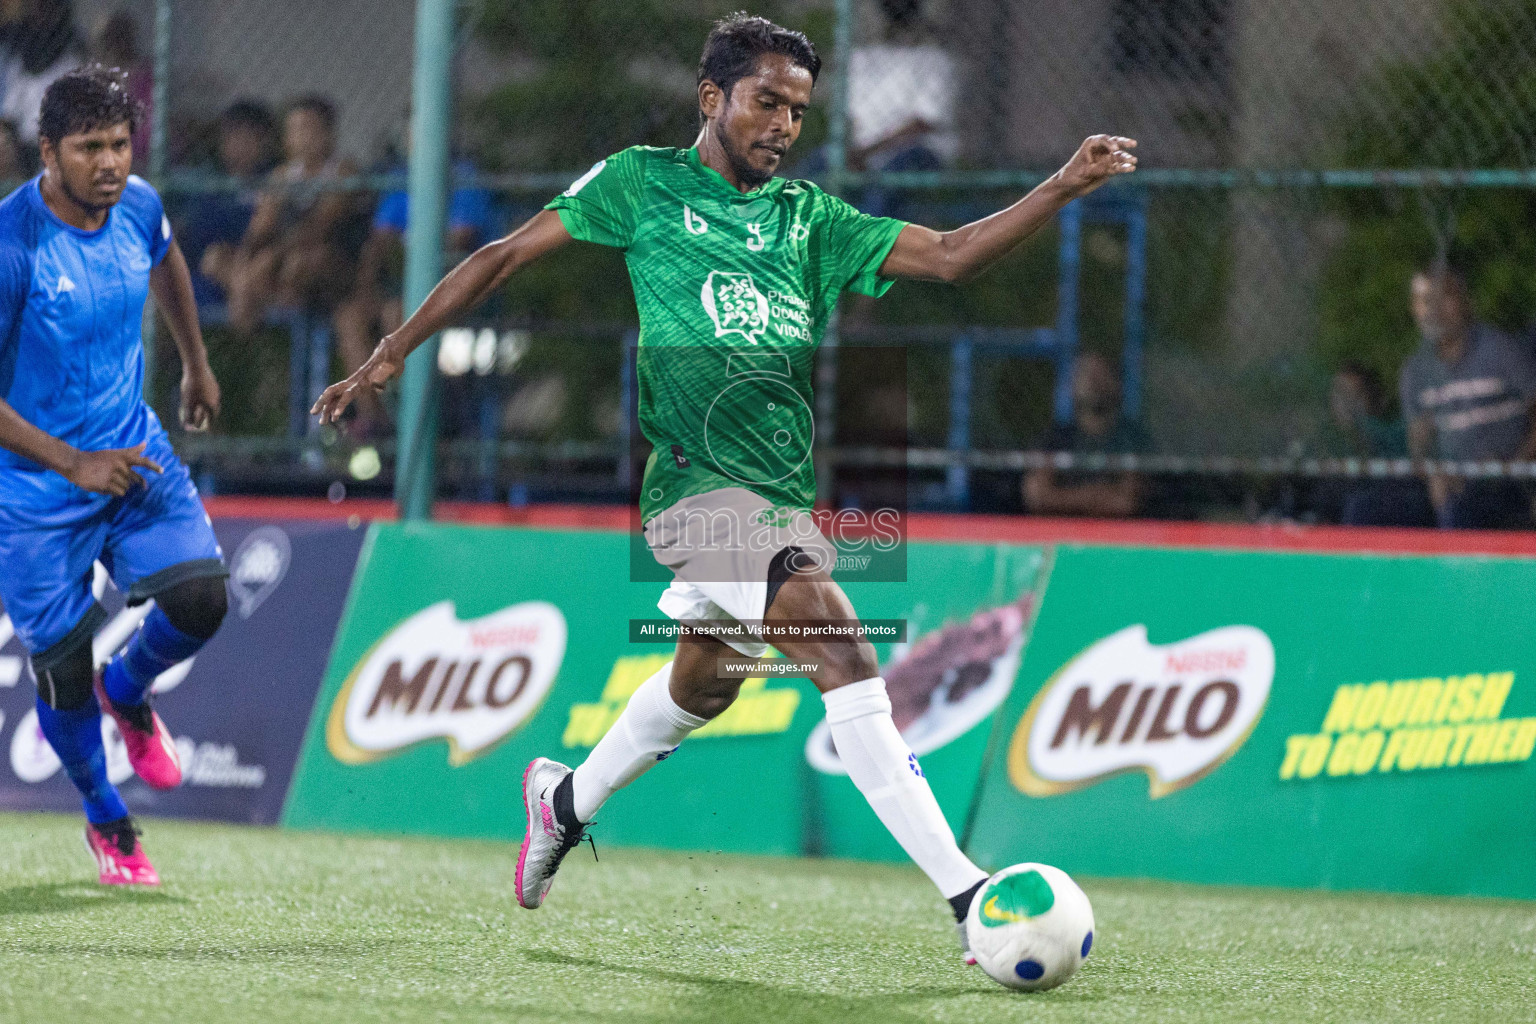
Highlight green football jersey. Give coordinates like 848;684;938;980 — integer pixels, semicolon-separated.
544;145;907;521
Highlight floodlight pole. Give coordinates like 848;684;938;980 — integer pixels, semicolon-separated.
396;0;455;520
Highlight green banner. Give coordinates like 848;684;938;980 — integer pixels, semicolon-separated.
281;523;1037;859
812;544;1044;860
965;545;1536;899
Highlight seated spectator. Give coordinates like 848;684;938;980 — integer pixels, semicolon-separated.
201;95;368;335
1023;352;1150;518
1317;361;1433;527
0;0;83;152
848;1;956;170
87;8;150;162
791;0;955;220
1401;263;1536;529
174;100;279;305
332;126;495;436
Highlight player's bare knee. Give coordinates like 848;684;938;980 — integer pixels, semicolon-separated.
813;639;879;692
674;674;741;720
155;575;228;641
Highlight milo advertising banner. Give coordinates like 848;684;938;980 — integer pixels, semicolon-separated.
283;522;822;852
281;522;1041;857
965;545;1536;900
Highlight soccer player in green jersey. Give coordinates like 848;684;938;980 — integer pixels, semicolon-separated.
314;13;1135;963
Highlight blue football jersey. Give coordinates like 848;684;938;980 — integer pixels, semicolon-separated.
0;174;172;523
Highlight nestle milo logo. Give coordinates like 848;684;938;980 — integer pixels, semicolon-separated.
701;270;769;344
326;600;567;766
1009;625;1273;798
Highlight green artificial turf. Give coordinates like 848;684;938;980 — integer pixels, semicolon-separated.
0;811;1532;1023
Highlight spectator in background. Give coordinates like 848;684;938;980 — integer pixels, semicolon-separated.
1400;264;1536;529
1023;352;1150;518
331;121;496;436
845;0;956;218
0;0;82;151
791;0;955;221
201;95;367;335
175;100;279;305
87;8;150;162
1317;361;1433;527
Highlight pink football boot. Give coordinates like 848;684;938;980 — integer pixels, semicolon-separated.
85;819;160;886
95;676;182;789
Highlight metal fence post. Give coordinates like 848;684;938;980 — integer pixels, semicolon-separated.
396;0;455;521
143;0;172;405
1052;199;1082;424
946;335;972;509
815;0;855;507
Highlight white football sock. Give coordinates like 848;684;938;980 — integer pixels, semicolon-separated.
570;661;706;823
823;677;988;899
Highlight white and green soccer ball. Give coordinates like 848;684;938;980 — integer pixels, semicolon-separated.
966;863;1095;991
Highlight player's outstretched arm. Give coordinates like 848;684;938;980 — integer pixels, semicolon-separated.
0;399;163;497
149;238;220;431
878;135;1137;285
312;209;573;425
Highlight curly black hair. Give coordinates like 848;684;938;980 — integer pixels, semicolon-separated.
697;12;820;103
38;64;143;147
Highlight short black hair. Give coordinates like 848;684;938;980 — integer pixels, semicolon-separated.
221;99;276;135
697;12;821;102
1415;256;1469;289
1336;359;1387;415
286;94;337;132
37;64;142;147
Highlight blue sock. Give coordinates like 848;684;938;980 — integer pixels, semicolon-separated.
34;694;128;824
102;608;204;708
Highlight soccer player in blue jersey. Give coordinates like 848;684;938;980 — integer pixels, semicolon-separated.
0;66;229;885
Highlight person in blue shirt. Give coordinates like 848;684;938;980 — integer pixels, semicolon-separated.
332;146;497;437
0;65;228;886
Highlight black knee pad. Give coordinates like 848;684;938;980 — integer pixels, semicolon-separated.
154;575;229;641
32;635;95;711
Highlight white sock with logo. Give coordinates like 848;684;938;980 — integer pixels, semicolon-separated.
823;677;988;899
570;661;706;823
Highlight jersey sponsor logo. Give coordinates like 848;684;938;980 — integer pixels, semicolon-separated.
701;270;770;344
683;204;709;235
1008;624;1273;798
562;159;607;197
325;600;567;766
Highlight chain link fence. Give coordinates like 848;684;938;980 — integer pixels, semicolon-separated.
92;0;1536;520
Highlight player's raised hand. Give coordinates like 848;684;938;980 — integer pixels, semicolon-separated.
1055;135;1137;198
65;442;164;497
312;339;404;426
180;361;221;432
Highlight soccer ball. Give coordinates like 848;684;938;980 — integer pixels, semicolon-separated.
966;862;1095;991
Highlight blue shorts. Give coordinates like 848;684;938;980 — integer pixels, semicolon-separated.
0;431;226;667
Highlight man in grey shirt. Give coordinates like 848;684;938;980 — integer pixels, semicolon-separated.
1400;265;1536;528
